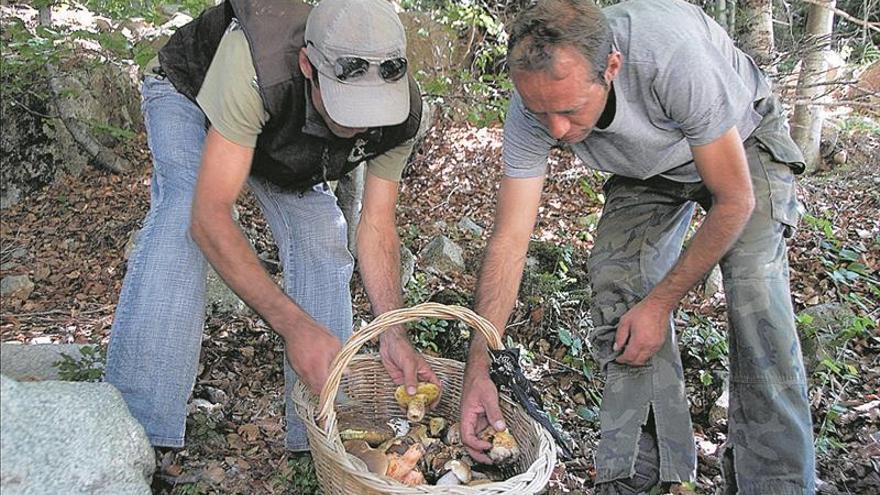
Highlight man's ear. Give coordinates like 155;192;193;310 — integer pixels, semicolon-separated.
604;51;622;84
298;47;313;80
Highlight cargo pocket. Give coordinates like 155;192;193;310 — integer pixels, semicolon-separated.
754;145;802;238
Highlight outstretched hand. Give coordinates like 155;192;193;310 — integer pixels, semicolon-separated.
460;363;507;464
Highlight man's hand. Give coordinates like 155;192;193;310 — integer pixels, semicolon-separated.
460;364;507;464
285;319;343;395
379;329;442;395
614;297;672;366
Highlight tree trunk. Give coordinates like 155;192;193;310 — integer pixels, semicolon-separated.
739;0;775;69
727;0;737;34
38;5;52;27
716;0;729;34
791;1;836;172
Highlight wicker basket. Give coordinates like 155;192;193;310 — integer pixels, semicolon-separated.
292;303;557;494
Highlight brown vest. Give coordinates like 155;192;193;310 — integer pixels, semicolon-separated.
157;0;422;190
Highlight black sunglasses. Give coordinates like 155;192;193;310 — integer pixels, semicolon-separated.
307;41;408;83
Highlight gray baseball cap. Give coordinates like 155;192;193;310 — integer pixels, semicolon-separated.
305;0;410;128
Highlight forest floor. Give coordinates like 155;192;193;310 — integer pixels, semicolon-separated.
1;118;878;494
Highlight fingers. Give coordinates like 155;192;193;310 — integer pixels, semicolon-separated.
483;393;506;432
613;318;630;353
417;360;442;389
461;408;493;457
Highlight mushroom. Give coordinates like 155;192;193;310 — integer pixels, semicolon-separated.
338;409;394;446
344;440;389;475
443;422;461;445
394;382;440;422
435;459;472;486
428;416;447;437
407;424;439;449
478;426;521;465
386;442;426;483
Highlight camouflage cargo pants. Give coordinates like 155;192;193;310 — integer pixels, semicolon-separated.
588;138;815;494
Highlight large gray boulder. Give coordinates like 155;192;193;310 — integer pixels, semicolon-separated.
0;375;155;494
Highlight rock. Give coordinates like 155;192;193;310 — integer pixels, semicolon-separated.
203;386;228;405
703;265;723;298
798;303;856;375
2;54;141;207
420;236;465;274
831;149;847;166
0;374;154;494
206;267;248;316
709;385;729;426
848;60;880;104
1;275;34;301
9;247;27;260
124;227;140;260
400;245;415;288
0;343;93;381
457;216;484;237
95;17;113;32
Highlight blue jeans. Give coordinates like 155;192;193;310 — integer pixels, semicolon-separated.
105;76;354;451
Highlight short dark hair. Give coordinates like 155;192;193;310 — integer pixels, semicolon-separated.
508;0;612;83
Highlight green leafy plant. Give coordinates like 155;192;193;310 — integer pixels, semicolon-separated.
270;456;320;494
52;345;106;382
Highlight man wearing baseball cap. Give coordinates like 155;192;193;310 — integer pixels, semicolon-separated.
105;0;440;453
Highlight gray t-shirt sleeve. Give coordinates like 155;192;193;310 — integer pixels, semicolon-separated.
502;91;556;178
653;41;753;146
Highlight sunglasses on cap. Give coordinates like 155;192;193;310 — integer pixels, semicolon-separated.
306;41;408;83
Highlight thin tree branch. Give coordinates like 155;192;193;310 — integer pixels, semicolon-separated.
800;0;880;33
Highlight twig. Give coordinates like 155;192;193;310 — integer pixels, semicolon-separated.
800;0;880;33
430;184;462;211
1;304;115;319
8;97;59;119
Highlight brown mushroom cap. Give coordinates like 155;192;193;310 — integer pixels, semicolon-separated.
344;440;389;475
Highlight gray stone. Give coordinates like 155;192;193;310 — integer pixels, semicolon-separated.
420;236;465;274
203;386;228;405
0;343;92;381
9;247;28;260
206;267;248;316
798;303;856;375
703;265;723;298
457;216;484;237
400;245;415;288
709;385;729;427
123;227;140;260
1;275;34;301
0;375;154;494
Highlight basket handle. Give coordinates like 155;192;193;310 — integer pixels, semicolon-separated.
316;302;504;424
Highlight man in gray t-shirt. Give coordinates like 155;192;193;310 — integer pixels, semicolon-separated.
459;1;814;494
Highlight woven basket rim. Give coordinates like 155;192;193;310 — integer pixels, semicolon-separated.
292;303;557;494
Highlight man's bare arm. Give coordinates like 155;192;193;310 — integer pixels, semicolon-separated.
357;173;404;330
616;127;755;364
357;171;441;391
468;175;545;368
191;128;341;391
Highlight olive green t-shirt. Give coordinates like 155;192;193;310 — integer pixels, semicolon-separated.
161;25;414;182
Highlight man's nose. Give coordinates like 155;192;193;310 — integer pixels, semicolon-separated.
546;115;570;140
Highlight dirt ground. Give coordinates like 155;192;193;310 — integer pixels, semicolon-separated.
1;119;878;494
